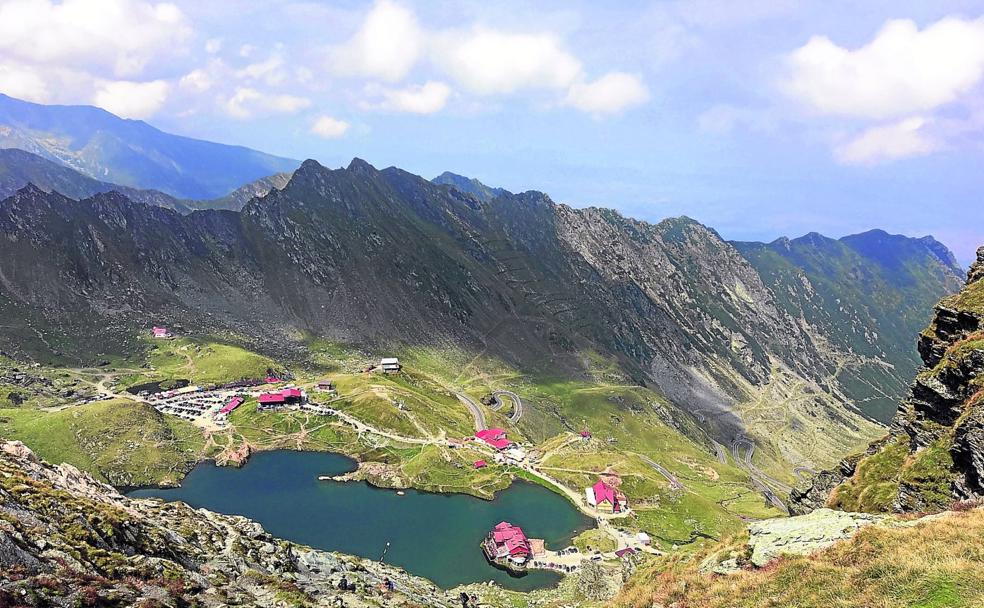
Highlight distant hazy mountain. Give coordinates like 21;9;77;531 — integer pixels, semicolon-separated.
0;93;297;199
0;147;192;213
0;147;291;213
196;170;294;211
734;231;965;422
432;171;510;202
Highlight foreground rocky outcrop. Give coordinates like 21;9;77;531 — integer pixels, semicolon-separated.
793;246;984;514
619;505;984;608
0;441;454;607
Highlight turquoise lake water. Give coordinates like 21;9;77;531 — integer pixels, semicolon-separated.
128;450;593;591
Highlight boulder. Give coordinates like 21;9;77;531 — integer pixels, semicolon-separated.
747;508;889;567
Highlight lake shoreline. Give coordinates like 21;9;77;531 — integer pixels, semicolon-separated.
128;449;593;591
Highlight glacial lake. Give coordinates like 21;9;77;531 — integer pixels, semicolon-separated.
128;450;593;591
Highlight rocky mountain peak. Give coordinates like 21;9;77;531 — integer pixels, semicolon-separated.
968;246;984;284
918;235;963;273
431;171;510;203
346;156;378;176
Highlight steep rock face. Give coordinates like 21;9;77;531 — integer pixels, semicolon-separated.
795;246;984;513
0;441;452;607
788;437;890;515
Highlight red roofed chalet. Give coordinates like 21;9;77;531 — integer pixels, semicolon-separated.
586;478;628;513
483;521;531;567
475;428;513;451
257;388;305;410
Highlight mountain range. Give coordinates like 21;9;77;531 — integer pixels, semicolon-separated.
0;93;297;199
0;161;963;469
0;93;969;474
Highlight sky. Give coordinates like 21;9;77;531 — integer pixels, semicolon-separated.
0;1;981;265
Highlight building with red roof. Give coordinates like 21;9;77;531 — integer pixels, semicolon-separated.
475;428;514;451
473;460;487;469
218;396;244;416
585;478;628;513
257;388;306;411
482;521;531;568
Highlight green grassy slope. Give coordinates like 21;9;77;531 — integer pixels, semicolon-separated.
0;399;207;487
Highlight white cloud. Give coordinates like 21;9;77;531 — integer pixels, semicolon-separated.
434;27;582;95
311;115;350;138
236;54;287;86
329;0;422;82
326;1;648;117
565;72;649;115
835;117;940;165
93;79;169;119
365;81;451;114
785;16;984;119
205;38;222;54
0;62;50;102
223;87;311;119
0;0;191;78
179;68;212;92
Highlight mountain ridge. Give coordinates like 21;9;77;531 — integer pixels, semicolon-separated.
431;170;511;203
0;147;293;213
0;156;904;476
0;93;297;199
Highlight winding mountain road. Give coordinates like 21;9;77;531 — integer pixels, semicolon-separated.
711;440;728;464
455;392;487;431
634;453;686;491
732;437;790;512
492;390;524;423
793;466;818;482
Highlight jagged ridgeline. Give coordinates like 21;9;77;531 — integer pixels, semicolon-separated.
0;157;963;432
794;247;984;513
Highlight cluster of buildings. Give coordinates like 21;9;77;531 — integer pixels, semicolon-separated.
482;521;539;569
585;477;629;514
473;428;527;464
